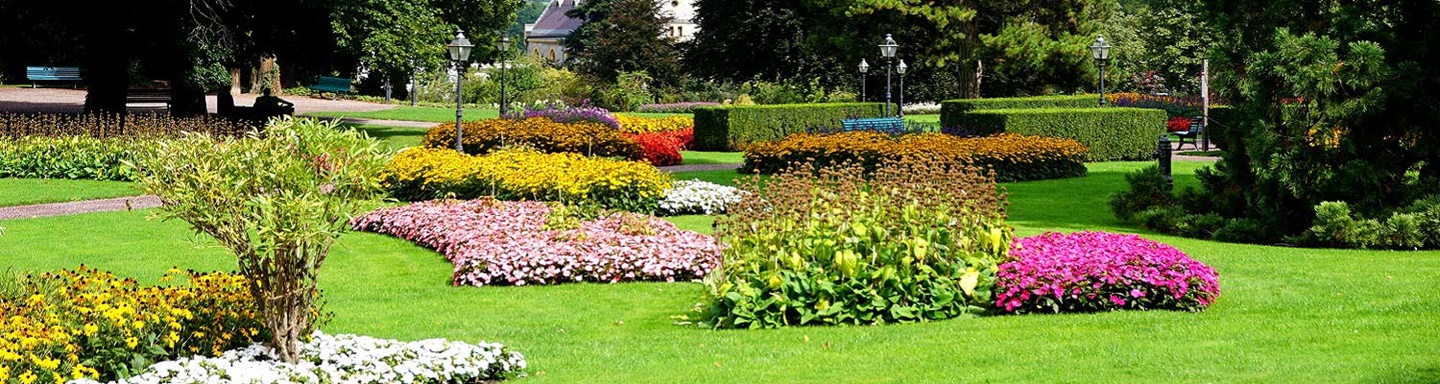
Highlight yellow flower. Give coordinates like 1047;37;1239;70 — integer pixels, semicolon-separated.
125;337;138;348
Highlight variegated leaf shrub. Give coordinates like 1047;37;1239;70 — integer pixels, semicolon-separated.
351;199;720;287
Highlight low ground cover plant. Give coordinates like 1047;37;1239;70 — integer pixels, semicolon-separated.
698;160;1012;328
422;117;644;160
72;332;526;384
657;179;743;216
0;136;156;181
742;131;1088;182
352;199;720;287
995;231;1221;314
0;267;266;382
382;148;671;212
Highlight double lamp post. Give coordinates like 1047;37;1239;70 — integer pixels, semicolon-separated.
858;34;907;117
445;28;513;153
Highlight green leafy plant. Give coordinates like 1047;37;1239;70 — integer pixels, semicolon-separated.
1110;165;1175;221
698;159;1011;328
130;117;388;363
693;102;888;150
953;107;1166;161
939;95;1099;127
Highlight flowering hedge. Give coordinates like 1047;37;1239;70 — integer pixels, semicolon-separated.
0;267;266;383
422;117;643;160
73;332;526;384
995;231;1221;314
381;148;671;212
743;131;1089;182
351;199;720;286
658;179;743;216
638;102;720;113
615;115;694;134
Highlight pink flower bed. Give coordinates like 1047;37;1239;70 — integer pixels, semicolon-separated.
351;199;721;286
995;231;1220;314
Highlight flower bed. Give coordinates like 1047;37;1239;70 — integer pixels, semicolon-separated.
73;332;526;384
995;231;1221;314
1167;116;1193;132
658;179;743;215
512;104;621;130
382;148;670;212
421;117;643;160
0;267;266;382
351;199;720;286
632;132;684;166
638;102;720;113
615;114;694;134
0;136;157;181
742;131;1089;182
1;113;248;139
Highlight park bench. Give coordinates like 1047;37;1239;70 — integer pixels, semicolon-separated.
1173;116;1203;150
26;66;82;88
307;76;354;96
125;89;172;112
841;117;907;135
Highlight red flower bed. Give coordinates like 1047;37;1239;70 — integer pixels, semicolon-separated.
627;127;693;166
1166;116;1193;132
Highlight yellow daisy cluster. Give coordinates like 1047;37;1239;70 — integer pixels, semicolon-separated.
0;266;265;383
382;148;672;211
421;117;644;160
614;115;694;134
743;131;1089;182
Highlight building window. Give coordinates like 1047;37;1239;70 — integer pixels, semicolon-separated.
548;49;556;61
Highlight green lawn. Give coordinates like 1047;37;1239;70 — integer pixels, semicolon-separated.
669;169;754;186
342;123;430;151
904;114;940;126
308;106;500;123
679;151;743;165
0;178;140;207
2;161;1438;382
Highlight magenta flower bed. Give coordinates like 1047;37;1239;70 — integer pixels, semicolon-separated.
351;199;721;286
995;231;1220;314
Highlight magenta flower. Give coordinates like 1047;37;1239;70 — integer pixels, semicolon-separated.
994;231;1221;314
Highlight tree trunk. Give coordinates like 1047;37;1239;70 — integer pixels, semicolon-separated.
956;20;982;99
81;5;129;115
230;68;243;96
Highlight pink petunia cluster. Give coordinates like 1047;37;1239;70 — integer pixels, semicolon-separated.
995;231;1220;314
350;200;721;287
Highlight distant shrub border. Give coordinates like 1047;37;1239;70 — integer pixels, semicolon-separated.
995;231;1221;314
952;107;1166;161
742;131;1089;182
693;102;887;150
939;95;1099;128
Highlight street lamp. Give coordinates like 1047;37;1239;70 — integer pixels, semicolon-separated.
896;59;907;118
879;34;898;117
858;59;869;102
446;28;474;152
1090;34;1111;106
498;35;512;116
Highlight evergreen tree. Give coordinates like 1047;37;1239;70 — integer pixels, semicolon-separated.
565;0;681;84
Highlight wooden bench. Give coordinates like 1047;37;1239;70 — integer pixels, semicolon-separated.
841;117;907;135
126;89;172;112
26;66;82;88
1174;116;1203;150
307;76;354;95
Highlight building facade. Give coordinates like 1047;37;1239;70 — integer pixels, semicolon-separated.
524;0;696;64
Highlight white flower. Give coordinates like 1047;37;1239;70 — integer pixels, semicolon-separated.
658;179;744;216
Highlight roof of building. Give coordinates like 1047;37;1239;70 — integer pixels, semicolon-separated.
529;0;585;39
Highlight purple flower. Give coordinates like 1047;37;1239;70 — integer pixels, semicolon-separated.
994;231;1221;314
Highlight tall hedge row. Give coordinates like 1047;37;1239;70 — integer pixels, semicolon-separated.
956;107;1166;161
693;103;887;150
939;95;1099;128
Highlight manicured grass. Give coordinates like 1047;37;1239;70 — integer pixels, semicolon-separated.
679;151;743;165
0;178;139;208
904;114;940;126
2;161;1438;382
669;169;752;186
341;123;430;151
308;106;500;123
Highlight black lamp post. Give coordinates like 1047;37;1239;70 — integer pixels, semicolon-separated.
879;34;898;117
896;59;907;118
1090;34;1111;106
498;35;512;116
858;59;869;102
447;28;474;152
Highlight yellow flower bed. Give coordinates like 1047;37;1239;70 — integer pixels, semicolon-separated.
615;115;694;134
383;148;671;212
422;117;644;160
743;132;1090;182
0;267;265;383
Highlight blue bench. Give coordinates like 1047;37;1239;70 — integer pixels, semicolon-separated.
26;66;82;88
307;76;354;95
1174;116;1203;150
841;117;906;135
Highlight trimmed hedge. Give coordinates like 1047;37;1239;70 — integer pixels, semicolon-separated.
955;107;1166;161
742;131;1089;182
940;95;1098;128
693;102;887;150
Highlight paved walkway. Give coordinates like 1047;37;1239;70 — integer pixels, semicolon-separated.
0;195;161;221
658;163;742;172
0;88;393;115
325;117;437;128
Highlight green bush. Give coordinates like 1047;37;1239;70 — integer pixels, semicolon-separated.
1109;165;1175;221
1302;200;1440;249
0;136;155;181
692;102;888;150
939;95;1099;128
953;107;1166;161
698;160;1010;328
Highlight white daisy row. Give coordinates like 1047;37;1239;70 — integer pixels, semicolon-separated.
71;332;526;384
658;179;745;216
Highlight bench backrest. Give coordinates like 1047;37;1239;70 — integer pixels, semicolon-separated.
316;76;353;89
26;66;82;79
841;117;906;135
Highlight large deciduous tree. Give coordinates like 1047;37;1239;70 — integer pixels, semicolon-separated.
565;0;681;84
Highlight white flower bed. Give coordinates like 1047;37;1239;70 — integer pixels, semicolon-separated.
72;332;525;384
658;179;744;216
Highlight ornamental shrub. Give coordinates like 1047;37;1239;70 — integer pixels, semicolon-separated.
939;95;1098;128
1300;199;1440;249
995;231;1221;314
639;102;721;113
0;136;157;181
422;117;644;160
615;114;694;134
631;132;684;166
0;267;267;382
698;160;1012;328
352;199;720;286
1109;165;1175;221
952;107;1167;161
381;148;671;212
742;131;1089;182
511;103;621;130
692;102;887;150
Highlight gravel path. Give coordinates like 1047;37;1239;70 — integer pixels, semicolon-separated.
0;195;161;221
0;88;394;115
